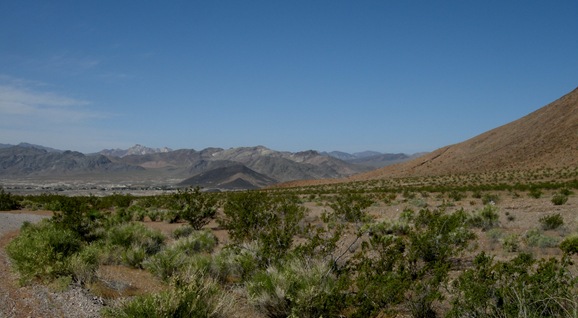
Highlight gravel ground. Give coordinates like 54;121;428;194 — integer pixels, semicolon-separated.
0;212;104;318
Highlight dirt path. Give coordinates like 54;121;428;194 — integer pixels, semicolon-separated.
0;211;103;318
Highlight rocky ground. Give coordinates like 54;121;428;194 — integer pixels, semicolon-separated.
0;211;104;318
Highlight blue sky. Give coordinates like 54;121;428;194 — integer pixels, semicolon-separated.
1;1;577;154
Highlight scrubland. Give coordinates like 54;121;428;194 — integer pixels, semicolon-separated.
1;168;578;317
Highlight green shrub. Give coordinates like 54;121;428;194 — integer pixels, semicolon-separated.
106;222;165;268
448;252;577;317
163;210;180;223
524;228;560;248
209;243;260;284
147;209;161;222
502;234;520;252
121;244;148;268
551;193;569;205
172;230;217;254
144;247;193;281
559;234;578;255
539;213;564;230
172;187;219;230
529;188;543;199
47;196;110;242
329;192;373;222
486;228;503;244
0;188;21;211
448;190;464;201
246;257;345;318
6;220;82;283
68;244;100;284
104;269;234;318
219;192;306;267
481;193;499;204
468;204;500;231
172;225;195;239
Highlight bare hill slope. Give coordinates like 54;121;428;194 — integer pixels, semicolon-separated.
352;86;578;181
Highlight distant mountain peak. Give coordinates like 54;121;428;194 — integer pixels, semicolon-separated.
100;144;172;158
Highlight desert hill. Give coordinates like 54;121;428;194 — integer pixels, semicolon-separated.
352;86;578;181
179;164;276;190
277;86;578;189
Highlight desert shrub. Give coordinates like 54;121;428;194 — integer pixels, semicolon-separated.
171;187;219;230
50;196;106;241
329;192;373;222
524;228;560;248
559;234;578;255
502;234;520;252
163;209;180;223
529;187;543;199
127;205;147;221
351;208;475;317
246;256;346;318
106;222;165;268
551;193;569;205
219;191;306;267
147;209;161;221
104;269;234;318
172;230;217;255
97;193;134;209
19;199;42;211
68;243;100;284
486;228;503;244
482;193;500;204
6;220;82;283
145;248;194;281
0;188;21;211
468;204;500;230
172;225;196;239
448;190;465;201
107;222;164;252
448;252;577;317
210;243;260;284
539;213;564;230
121;244;148;268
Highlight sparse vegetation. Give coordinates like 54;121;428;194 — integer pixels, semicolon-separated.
539;213;564;230
3;175;578;317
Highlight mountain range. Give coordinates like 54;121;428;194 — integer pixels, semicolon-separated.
0;143;418;190
4;85;576;191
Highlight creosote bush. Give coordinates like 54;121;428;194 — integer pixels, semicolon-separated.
6;220;82;284
468;204;500;231
219;191;305;267
0;187;21;211
172;186;219;230
539;213;564;230
559;234;578;255
448;252;577;317
551;193;569;205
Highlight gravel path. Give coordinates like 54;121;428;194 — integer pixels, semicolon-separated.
0;212;104;318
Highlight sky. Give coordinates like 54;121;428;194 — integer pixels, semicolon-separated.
1;1;577;154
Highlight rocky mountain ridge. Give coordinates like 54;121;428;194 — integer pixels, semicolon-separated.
0;144;416;190
99;144;173;157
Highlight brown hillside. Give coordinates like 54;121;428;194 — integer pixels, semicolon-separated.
352;86;578;181
278;86;578;189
